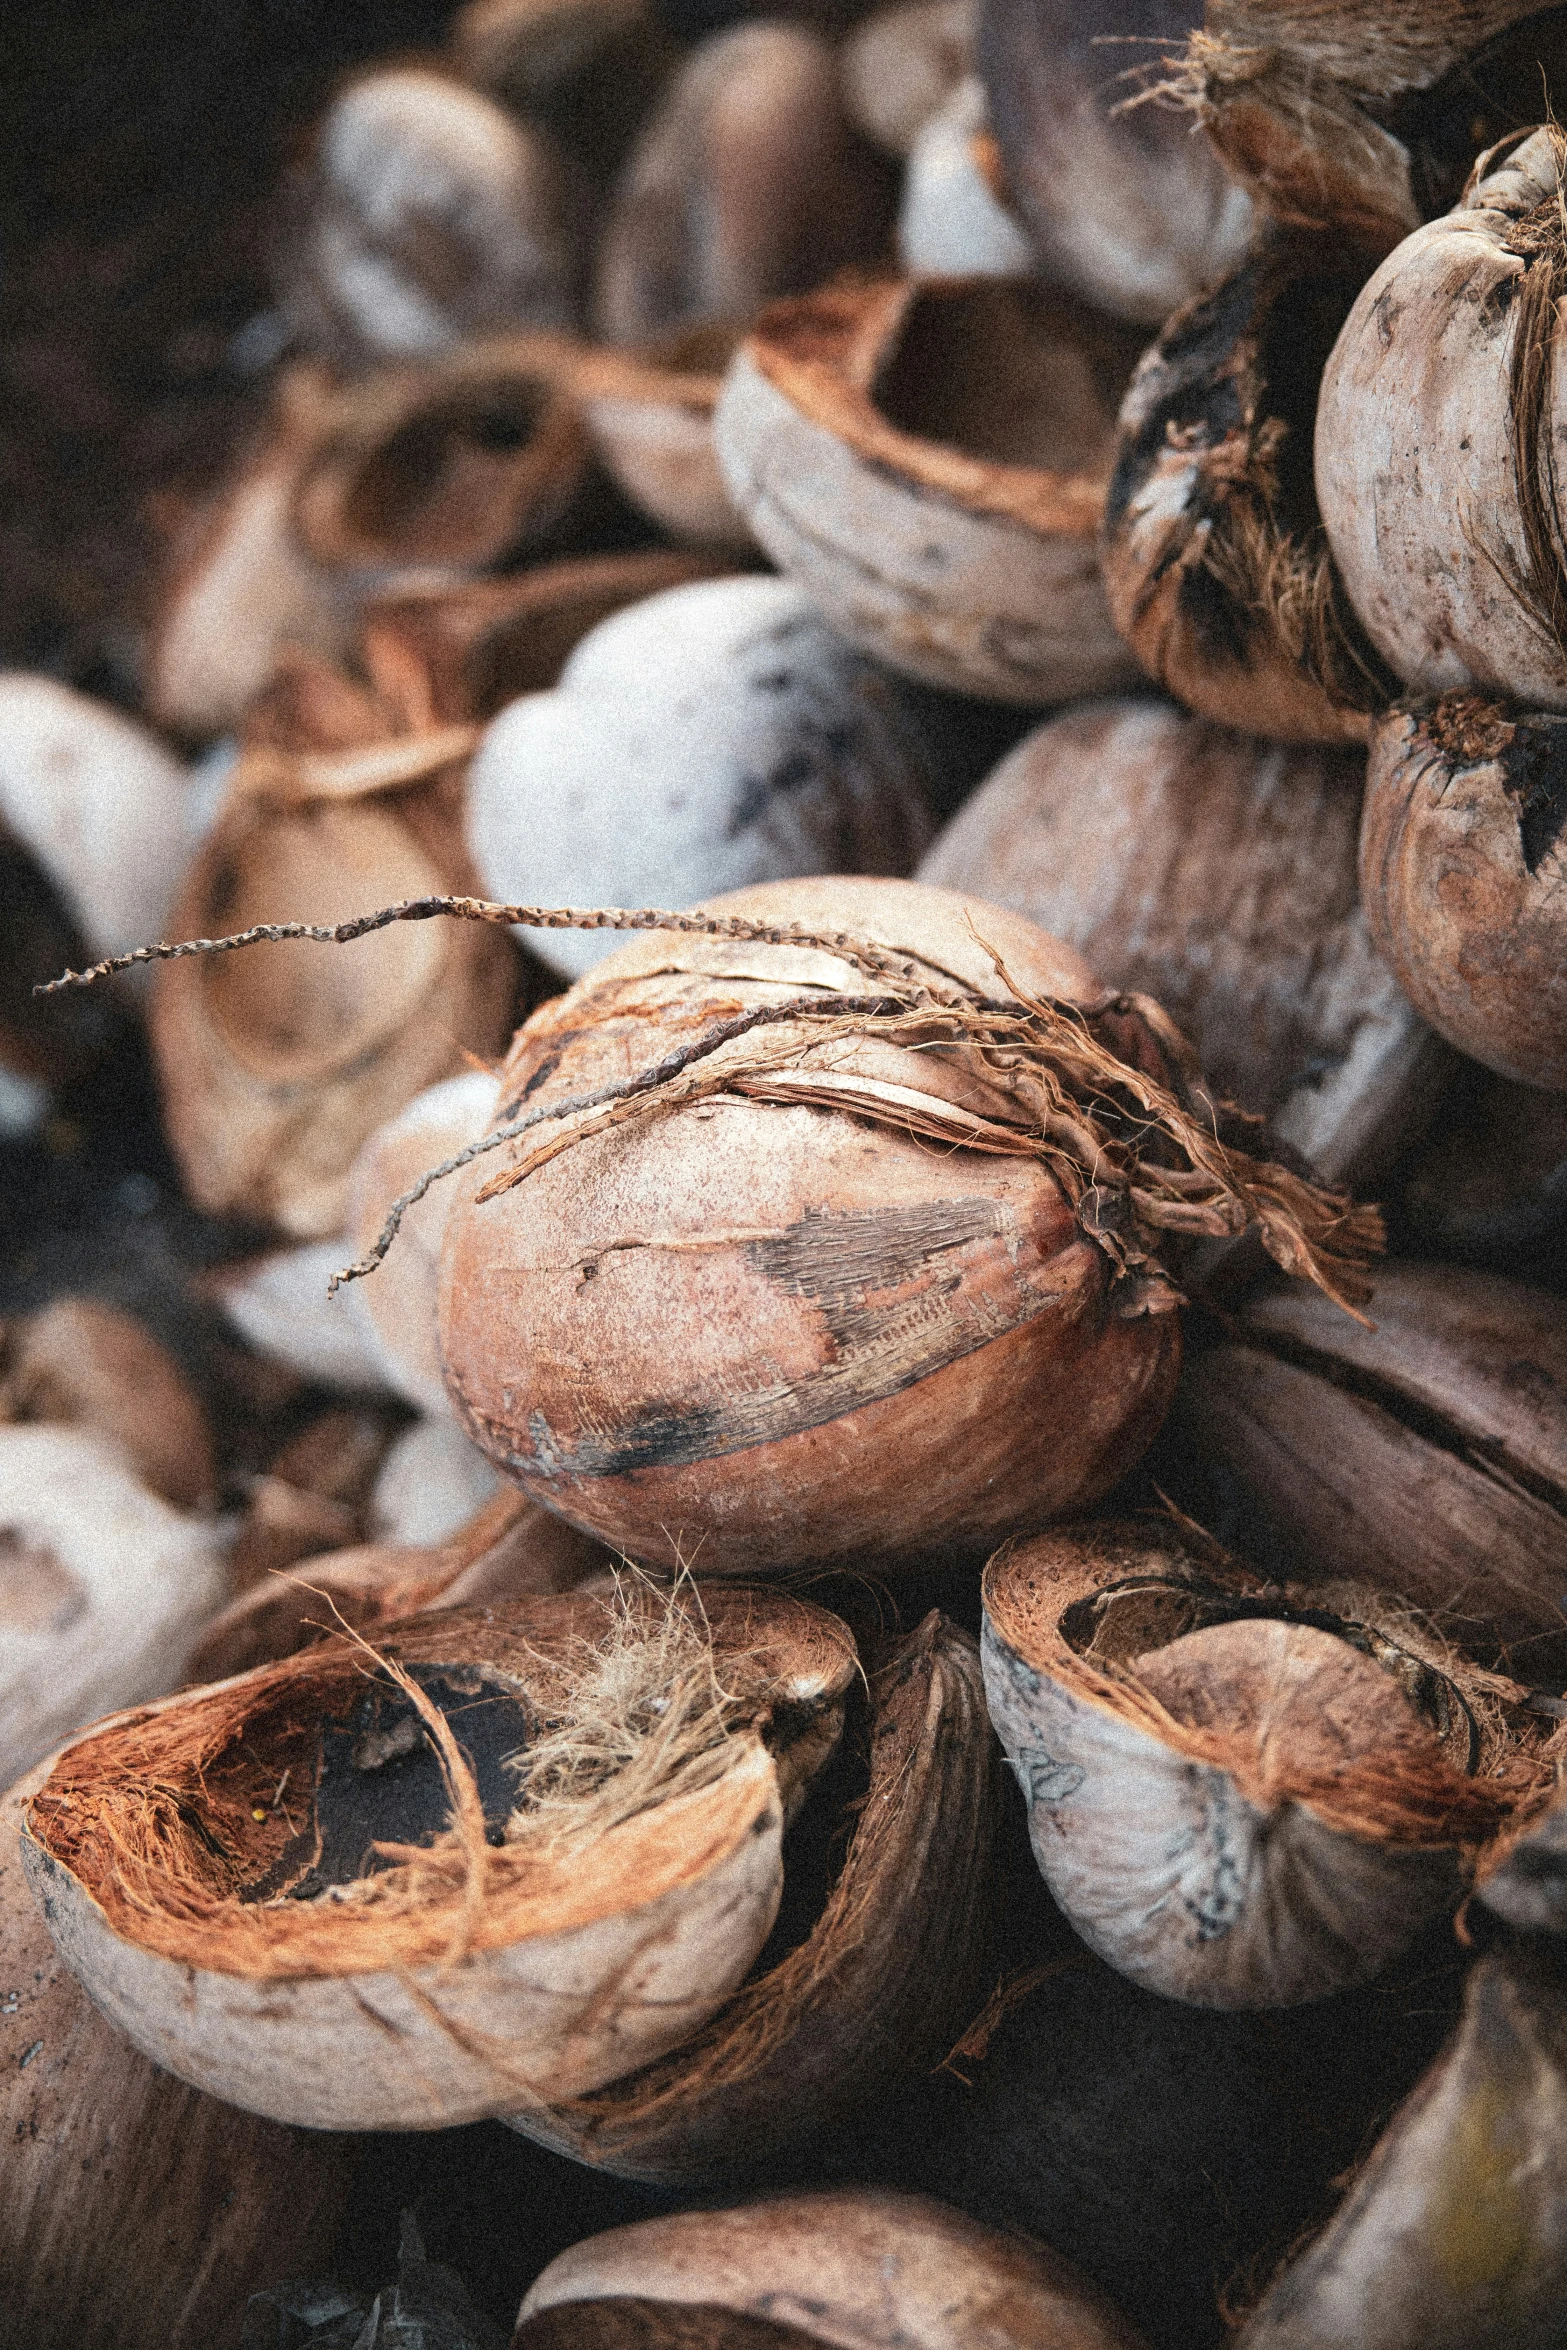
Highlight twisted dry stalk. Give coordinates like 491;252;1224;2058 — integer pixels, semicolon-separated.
41;895;1383;1316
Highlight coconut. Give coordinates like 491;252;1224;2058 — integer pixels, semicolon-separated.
516;2188;1152;2348
506;1612;1002;2182
453;0;678;180
1232;1941;1567;2348
1168;1260;1567;1679
570;326;755;550
1179;1;1567;253
369;1417;504;1546
1101;233;1394;744
715;275;1146;704
422;875;1374;1571
896;78;1039;277
919;697;1449;1188
277;65;584;367
1316;127;1567;711
463;578;942;984
1360;696;1567;1089
841;0;973;157
0;1426;229;1793
0;1756;353;2350
1397;1063;1567;1277
23;1581;859;2131
593;23;893;345
228;1406;402;1594
977;0;1253;324
211;1238;400;1394
148;650;518;1238
981;1515;1549;2009
0;1297;214;1509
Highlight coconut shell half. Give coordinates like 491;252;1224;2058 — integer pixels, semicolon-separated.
982;1517;1543;2007
516;2188;1153;2350
571;324;754;550
716;275;1145;704
510;1612;1002;2183
23;1585;857;2131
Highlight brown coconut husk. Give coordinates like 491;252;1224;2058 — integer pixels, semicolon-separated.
1100;232;1395;744
0;1757;354;2350
511;1611;1003;2183
0;1297;214;1510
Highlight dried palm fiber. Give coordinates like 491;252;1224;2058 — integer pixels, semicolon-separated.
1360;696;1567;1088
453;0;679;183
516;2188;1153;2350
0;1754;353;2350
148;638;519;1238
1396;1061;1567;1275
1101;229;1394;744
982;1513;1554;2009
505;1611;1002;2181
0;1295;214;1509
0;1425;228;1794
23;1580;858;2130
976;0;1253;325
895;79;1039;279
919;697;1448;1190
185;1487;612;1686
53;874;1380;1571
592;24;894;346
1232;1939;1567;2349
841;0;973;158
275;66;584;370
568;324;754;551
1167;1260;1567;1682
715;274;1146;704
1172;2;1567;251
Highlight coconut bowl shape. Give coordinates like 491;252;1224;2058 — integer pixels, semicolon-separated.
982;1516;1547;2010
23;1583;859;2132
1360;696;1567;1090
715;275;1146;705
1101;233;1392;744
516;2188;1153;2350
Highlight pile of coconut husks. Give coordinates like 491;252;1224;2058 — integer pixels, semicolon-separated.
8;2;1567;2345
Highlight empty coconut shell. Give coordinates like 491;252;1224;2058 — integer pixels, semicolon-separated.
516;2187;1152;2349
24;1582;858;2130
1168;1260;1567;1681
570;325;754;550
1101;233;1392;744
982;1516;1548;2009
277;65;584;367
919;697;1448;1188
1179;0;1567;252
0;1296;214;1509
1233;1940;1567;2349
977;0;1253;324
1361;696;1567;1090
508;1612;1002;2183
1;1757;353;2350
717;274;1145;703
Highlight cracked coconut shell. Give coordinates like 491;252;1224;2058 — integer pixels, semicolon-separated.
1317;125;1567;710
435;874;1187;1572
1361;695;1567;1090
23;1583;857;2131
919;696;1448;1188
1101;231;1391;744
515;2187;1152;2349
981;1515;1549;2008
716;274;1145;704
977;0;1253;325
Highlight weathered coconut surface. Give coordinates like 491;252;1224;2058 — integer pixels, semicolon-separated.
1101;238;1385;745
1235;1941;1567;2349
919;698;1446;1186
716;276;1144;704
464;578;941;984
1169;1260;1567;1675
518;2187;1153;2350
1361;698;1567;1089
981;1520;1501;2008
510;1615;1002;2183
978;0;1252;323
438;877;1181;1573
24;1588;855;2131
1317;127;1567;709
1;1759;353;2350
